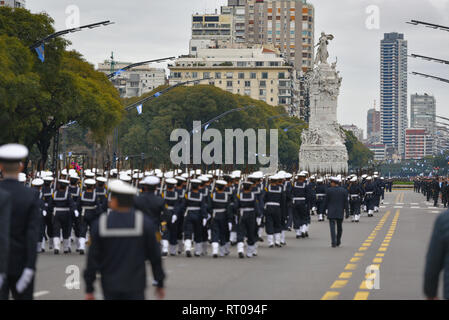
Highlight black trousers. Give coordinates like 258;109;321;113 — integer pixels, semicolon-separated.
349;199;361;215
237;212;256;246
183;212;203;243
292;202;308;229
52;212;72;239
0;274;35;300
329;219;343;246
264;205;282;235
211;215;228;246
103;290;145;300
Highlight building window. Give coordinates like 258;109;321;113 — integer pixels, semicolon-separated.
260;89;266;96
256;61;264;67
244;81;251;87
244;89;251;96
192;46;197;52
262;72;268;79
238;72;245;79
227;81;233;87
203;72;210;79
278;72;285;79
192;72;198;78
226;72;233;79
250;72;257;79
215;72;221;79
260;80;266;88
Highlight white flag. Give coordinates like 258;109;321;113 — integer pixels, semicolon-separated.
136;104;143;115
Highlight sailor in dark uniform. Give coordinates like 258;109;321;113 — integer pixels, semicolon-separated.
234;181;262;258
175;176;187;254
134;176;166;230
160;178;182;256
95;177;109;213
263;175;286;248
52;179;78;254
41;177;55;250
363;177;376;217
0;144;40;300
68;173;82;252
208;180;233;258
315;178;327;222
182;179;208;257
31;178;47;253
348;176;363;223
76;179;103;255
83;179;165;300
289;172;314;238
222;174;236;253
198;176;211;255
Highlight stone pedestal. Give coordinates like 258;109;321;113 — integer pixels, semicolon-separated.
299;63;348;174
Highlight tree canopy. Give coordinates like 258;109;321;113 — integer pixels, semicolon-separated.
343;129;374;170
0;7;123;167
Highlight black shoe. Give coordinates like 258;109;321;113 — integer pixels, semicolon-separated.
54;249;59;255
301;233;306;238
194;253;201;257
213;254;218;258
275;243;281;247
231;242;237;246
162;252;168;257
296;235;301;239
269;244;274;248
238;252;244;259
287;227;292;231
332;245;337;248
305;232;309;238
281;242;286;246
79;249;85;255
186;251;192;257
170;253;176;257
258;237;264;242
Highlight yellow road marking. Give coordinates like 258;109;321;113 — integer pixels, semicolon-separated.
331;280;348;289
376;253;384;257
354;292;370;300
372;258;383;263
350;257;360;263
321;291;340;300
355;253;364;257
345;264;357;270
339;272;353;279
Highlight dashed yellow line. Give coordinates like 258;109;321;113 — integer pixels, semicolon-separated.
353;209;400;300
320;210;391;300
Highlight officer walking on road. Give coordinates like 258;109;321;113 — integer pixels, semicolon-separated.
0;144;40;300
0;186;11;297
84;179;165;300
323;177;349;248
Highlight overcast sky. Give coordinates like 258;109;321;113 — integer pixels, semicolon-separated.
27;0;449;137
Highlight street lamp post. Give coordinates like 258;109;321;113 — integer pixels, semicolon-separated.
107;57;176;79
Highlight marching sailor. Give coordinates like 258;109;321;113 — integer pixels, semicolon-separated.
0;144;40;300
263;175;286;248
348;176;363;223
175;176;187;254
76;179;103;255
160;178;182;256
83;179;165;300
42;176;55;250
31;178;47;253
289;172;314;238
52;179;78;254
208;180;233;258
234;180;262;258
68;173;82;252
315;178;327;222
363;176;376;217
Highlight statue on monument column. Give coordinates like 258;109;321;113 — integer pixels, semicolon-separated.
315;32;334;65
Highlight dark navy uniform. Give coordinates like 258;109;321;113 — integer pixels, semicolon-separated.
134;191;166;229
41;183;54;249
160;189;182;256
363;180;376;216
84;209;165;300
348;182;364;222
182;191;208;256
324;184;349;247
208;190;233;257
263;184;286;247
0;179;40;300
315;182;327;221
51;187;77;253
289;180;314;238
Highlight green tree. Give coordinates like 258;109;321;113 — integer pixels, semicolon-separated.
0;7;123;168
343;129;374;169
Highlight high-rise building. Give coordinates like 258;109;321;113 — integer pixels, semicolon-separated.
405;128;434;160
168;46;292;108
380;32;408;158
367;107;381;142
0;0;25;8
342;124;364;141
365;144;387;161
97;61;166;98
411;93;436;136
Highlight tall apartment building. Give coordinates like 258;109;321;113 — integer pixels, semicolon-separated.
411;93;436;136
0;0;25;8
168;47;292;108
405;128;434;160
190;12;233;55
97;61;166;98
380;32;408;158
365;144;387;161
367;107;381;143
342;124;364;141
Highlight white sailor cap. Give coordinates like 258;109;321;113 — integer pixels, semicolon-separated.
108;179;138;195
96;177;107;183
285;173;293;179
119;175;132;182
351;177;358;182
366;176;372;180
43;177;54;182
181;173;189;179
165;178;177;185
373;175;379;178
317;178;324;183
144;171;152;177
297;172;307;178
85;171;95;178
232;170;241;178
362;174;368;178
31;178;44;186
380;177;384;180
18;172;26;183
175;176;187;182
198;176;209;183
61;169;68;175
269;175;280;181
190;179;202;184
242;180;254;186
58;179;70;185
195;169;202;175
132;173;144;179
164;171;174;179
84;179;96;186
156;172;163;178
374;172;379;175
140;176;160;186
69;173;80;180
0;144;29;162
215;180;227;186
330;176;341;183
154;169;162;175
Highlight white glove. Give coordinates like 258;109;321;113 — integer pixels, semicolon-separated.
256;217;262;226
0;273;5;290
42;210;47;217
228;222;233;231
16;268;34;294
171;215;177;224
202;218;207;227
74;210;80;218
312;207;317;212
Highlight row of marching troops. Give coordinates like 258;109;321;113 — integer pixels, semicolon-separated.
414;177;449;208
18;167;387;259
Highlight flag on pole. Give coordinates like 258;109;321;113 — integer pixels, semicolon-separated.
35;44;45;63
154;92;161;98
204;123;210;130
136;104;143;115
